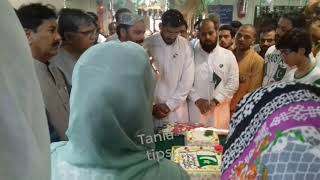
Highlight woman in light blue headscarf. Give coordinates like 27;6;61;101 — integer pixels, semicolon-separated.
51;41;190;180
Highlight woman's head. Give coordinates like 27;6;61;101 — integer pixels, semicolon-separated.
65;41;155;167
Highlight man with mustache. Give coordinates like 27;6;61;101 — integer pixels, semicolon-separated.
105;8;132;42
255;26;276;58
230;24;264;113
144;9;194;126
117;13;146;45
17;3;70;142
189;19;239;128
50;8;97;89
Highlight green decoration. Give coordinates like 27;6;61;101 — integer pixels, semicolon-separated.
197;155;218;167
204;130;214;137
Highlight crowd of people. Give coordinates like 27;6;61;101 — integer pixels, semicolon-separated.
1;0;320;179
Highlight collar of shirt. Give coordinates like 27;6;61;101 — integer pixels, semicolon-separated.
34;58;48;69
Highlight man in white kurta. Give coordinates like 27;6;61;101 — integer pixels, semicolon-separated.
144;9;194;125
189;19;239;127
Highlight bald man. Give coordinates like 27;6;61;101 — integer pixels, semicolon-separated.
230;25;264;112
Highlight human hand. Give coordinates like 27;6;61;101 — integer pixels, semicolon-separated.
195;98;211;114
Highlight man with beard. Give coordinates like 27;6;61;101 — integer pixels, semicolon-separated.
144;9;194;126
263;13;306;86
189;19;239;128
105;8;131;42
17;3;70;142
50;8;97;88
230;24;264;113
255;26;276;57
117;13;146;45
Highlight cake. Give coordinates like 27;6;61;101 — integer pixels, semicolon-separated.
185;128;220;146
158;123;205;136
171;146;223;180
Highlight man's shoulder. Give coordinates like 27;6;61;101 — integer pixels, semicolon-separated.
177;35;189;43
143;33;159;48
217;46;234;55
265;45;277;56
144;33;159;42
251;49;264;61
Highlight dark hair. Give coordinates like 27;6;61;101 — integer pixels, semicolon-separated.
115;8;131;22
281;12;307;29
17;3;57;31
116;24;131;38
259;25;276;35
108;22;116;31
276;28;312;56
230;20;242;29
87;11;98;27
58;8;94;40
219;24;236;38
161;9;185;28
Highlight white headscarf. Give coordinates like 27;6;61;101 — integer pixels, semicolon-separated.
0;1;50;179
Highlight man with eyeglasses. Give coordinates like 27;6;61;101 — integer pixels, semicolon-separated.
263;13;306;86
230;24;264;113
50;8;96;88
87;11;107;44
17;3;70;142
276;28;320;85
144;9;194;126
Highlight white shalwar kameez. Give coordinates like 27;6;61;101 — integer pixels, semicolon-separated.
144;33;194;125
189;44;239;126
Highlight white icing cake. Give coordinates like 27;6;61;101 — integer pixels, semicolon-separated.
171;146;222;180
185;128;220;146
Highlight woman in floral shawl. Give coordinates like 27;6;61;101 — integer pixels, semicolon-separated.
222;82;320;180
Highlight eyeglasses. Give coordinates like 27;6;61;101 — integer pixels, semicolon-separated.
279;49;293;56
77;29;98;38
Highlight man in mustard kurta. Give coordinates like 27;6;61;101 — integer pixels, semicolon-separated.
231;25;264;112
